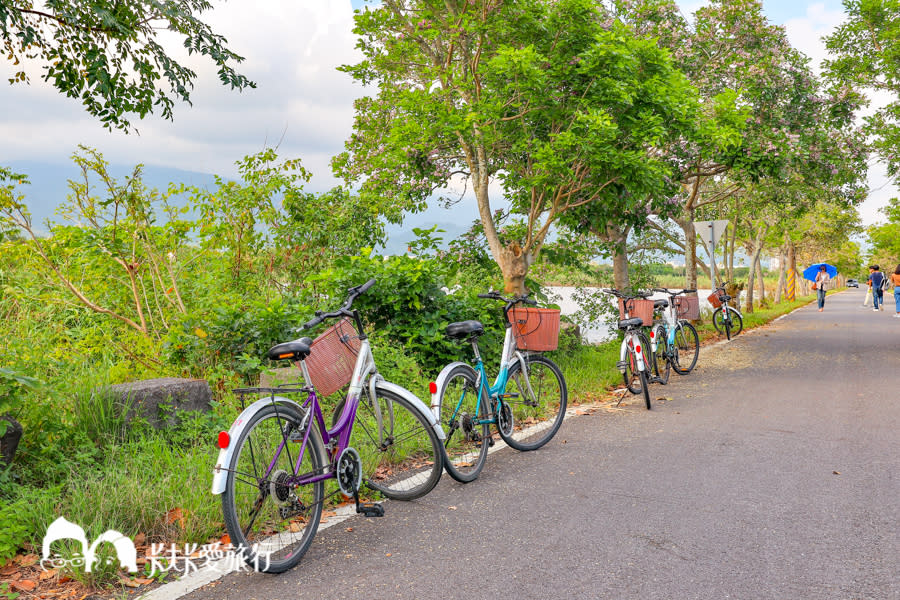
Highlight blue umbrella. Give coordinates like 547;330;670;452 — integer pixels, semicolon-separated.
803;263;838;282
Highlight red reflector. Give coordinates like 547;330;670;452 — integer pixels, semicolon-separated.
649;331;654;338
218;431;230;449
635;346;642;354
429;381;437;394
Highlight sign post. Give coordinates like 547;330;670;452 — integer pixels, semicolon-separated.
693;220;729;287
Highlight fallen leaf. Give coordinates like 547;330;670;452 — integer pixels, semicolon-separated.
833;471;841;475
165;507;186;529
219;533;231;545
447;506;457;510
385;553;392;557
133;532;146;547
134;577;154;585
12;580;36;591
345;527;353;532
39;568;58;580
16;554;39;567
119;577;142;588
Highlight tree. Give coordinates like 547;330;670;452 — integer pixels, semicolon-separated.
336;0;703;293
825;0;900;177
0;0;254;130
866;197;900;266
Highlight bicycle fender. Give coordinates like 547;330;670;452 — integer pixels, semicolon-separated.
375;379;446;441
211;396;305;495
430;361;472;419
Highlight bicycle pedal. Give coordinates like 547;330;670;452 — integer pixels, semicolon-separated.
615;360;627;373
487;437;495;447
356;502;384;518
499;393;519;399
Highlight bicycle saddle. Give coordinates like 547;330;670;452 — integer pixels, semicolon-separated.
653;299;668;309
268;339;311;361
617;317;644;330
445;320;484;339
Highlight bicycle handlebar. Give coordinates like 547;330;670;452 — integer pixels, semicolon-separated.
602;288;651;300
478;290;537;306
299;278;376;331
651;287;697;296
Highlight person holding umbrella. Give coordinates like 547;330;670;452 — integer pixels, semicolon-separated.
803;263;837;312
814;265;830;311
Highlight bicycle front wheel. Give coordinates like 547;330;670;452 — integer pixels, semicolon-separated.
727;307;743;336
651;324;670;385
639;363;652;410
222;403;326;574
351;385;443;500
437;364;490;483
671;321;699;374
501;354;567;451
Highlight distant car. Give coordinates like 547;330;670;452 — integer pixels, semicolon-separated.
847;279;859;288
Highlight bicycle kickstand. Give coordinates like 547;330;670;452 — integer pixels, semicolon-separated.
355;488;384;518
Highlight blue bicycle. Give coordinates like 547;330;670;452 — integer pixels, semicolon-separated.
648;287;700;378
431;291;568;483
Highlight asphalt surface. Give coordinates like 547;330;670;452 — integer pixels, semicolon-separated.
183;290;900;600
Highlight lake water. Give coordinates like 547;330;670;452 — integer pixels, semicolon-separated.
547;286;722;344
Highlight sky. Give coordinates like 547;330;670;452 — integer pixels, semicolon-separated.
0;0;893;227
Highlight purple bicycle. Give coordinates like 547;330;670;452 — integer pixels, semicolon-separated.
211;280;444;573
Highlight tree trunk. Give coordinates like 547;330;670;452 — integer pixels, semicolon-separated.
774;248;787;303
496;243;532;295
756;257;767;307
787;242;797;299
676;215;698;290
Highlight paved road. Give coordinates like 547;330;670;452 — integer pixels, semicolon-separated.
184;290;900;600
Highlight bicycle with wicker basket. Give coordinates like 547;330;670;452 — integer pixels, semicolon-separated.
647;288;700;379
211;280;445;573
602;288;656;409
430;291;568;483
708;281;743;340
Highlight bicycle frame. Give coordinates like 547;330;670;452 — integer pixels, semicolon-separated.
431;323;532;424
213;336;443;495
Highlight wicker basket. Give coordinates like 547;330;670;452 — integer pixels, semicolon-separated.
617;298;654;326
674;296;700;320
303;318;361;397
507;307;560;352
707;292;723;309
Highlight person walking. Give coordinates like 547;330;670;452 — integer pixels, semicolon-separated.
890;264;900;317
815;265;830;312
868;265;886;311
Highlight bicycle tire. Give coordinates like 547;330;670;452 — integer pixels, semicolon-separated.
639;363;652;410
623;332;651;395
342;385;443;500
222;403;326;574
436;364;490;483
671;321;699;374
500;354;567;451
651;324;670;385
727;307;743;336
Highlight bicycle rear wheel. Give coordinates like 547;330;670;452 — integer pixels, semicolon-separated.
671;321;699;374
500;354;567;451
639;364;652;410
623;332;651;395
727;307;743;336
222;403;326;574
348;385;443;500
437;364;490;483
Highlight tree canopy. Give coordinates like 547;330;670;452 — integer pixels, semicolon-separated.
0;0;254;130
